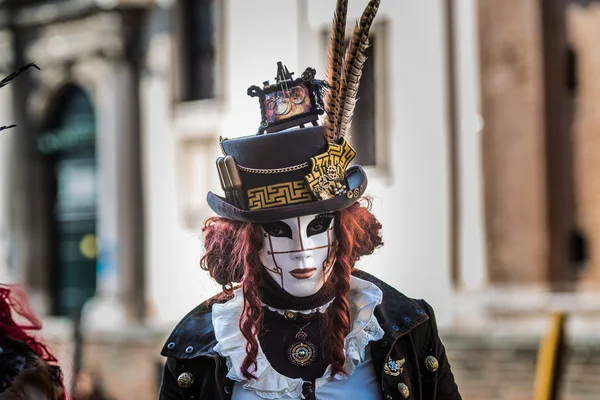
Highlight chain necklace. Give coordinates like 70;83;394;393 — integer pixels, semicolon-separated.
287;321;317;367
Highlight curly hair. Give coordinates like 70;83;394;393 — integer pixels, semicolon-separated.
200;198;383;379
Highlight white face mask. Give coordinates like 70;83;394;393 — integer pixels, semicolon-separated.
259;213;337;298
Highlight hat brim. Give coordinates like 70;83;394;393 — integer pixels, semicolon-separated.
207;165;368;223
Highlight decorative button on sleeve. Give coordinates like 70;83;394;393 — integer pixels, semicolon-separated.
397;382;410;398
177;372;195;389
424;355;439;372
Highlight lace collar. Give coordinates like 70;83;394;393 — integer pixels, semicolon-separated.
212;275;385;399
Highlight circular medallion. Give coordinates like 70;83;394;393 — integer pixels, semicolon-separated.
287;340;317;367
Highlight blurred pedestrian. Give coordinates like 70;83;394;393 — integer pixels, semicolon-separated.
0;284;66;399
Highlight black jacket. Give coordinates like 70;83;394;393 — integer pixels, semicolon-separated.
159;270;462;400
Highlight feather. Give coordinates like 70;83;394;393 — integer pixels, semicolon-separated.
339;36;370;137
0;63;39;89
335;0;380;139
0;125;16;133
0;63;40;133
324;0;348;142
339;38;369;137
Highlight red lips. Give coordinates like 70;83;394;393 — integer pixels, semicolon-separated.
289;268;317;280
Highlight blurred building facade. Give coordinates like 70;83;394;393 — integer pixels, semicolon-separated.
0;0;598;399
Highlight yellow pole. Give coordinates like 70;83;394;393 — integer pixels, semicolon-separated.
533;312;567;400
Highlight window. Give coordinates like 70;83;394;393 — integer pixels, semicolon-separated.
180;0;216;101
176;137;221;229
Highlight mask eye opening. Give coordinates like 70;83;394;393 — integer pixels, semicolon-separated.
260;221;293;239
306;215;334;237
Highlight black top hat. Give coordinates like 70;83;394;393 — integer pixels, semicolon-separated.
207;125;367;223
208;0;380;223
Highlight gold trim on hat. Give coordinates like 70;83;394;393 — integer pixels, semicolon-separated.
238;162;309;174
247;180;314;210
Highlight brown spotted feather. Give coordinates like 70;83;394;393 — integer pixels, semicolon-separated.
324;0;349;142
335;0;380;139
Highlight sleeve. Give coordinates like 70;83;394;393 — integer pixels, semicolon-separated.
419;300;462;400
158;358;182;400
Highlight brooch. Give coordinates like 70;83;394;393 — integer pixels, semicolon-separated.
383;357;405;376
305;139;356;200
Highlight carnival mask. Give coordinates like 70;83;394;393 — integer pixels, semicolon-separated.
259;213;337;297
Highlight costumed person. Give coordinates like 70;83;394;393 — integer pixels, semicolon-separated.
1;63;65;400
0;284;66;400
159;0;462;399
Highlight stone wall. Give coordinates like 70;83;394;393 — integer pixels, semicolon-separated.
445;334;539;400
560;338;600;400
446;332;600;400
567;1;600;287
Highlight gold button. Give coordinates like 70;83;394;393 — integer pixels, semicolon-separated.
397;382;410;398
284;311;296;320
177;372;194;389
424;355;439;372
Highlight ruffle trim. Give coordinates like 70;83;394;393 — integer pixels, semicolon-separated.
212;276;384;399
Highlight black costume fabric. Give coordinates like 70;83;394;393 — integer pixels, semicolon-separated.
259;310;328;382
257;268;336;381
259;268;335;312
0;292;65;400
0;335;40;392
159;270;463;400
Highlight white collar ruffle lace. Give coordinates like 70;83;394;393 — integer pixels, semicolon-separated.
212;275;385;399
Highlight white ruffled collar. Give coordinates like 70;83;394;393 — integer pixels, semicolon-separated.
212;275;385;399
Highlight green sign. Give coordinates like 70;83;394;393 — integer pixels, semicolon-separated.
38;127;95;154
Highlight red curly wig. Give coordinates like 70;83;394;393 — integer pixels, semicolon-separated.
200;198;383;379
